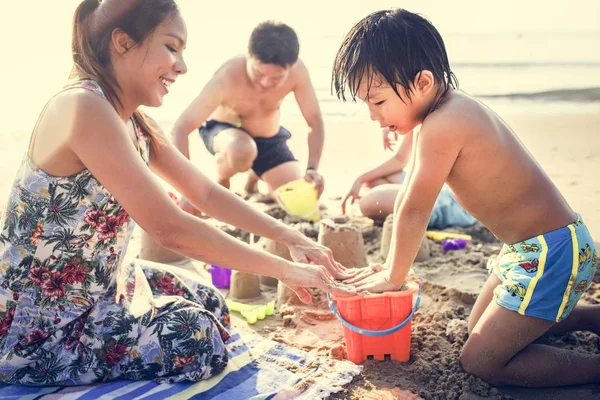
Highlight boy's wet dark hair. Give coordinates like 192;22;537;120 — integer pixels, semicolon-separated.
249;21;299;67
332;9;458;108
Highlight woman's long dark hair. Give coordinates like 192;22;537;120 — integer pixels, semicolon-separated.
71;0;180;151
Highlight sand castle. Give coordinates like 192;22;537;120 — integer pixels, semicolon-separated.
257;237;289;287
380;214;430;262
229;271;262;300
318;217;368;268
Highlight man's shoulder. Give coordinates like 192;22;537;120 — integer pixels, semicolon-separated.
287;58;315;91
289;58;309;77
222;55;247;70
214;55;247;83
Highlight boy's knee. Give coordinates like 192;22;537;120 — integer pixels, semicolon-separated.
460;340;501;384
466;316;476;336
460;351;493;383
359;194;388;220
358;198;375;218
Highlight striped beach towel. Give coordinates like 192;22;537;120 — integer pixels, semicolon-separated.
0;329;362;399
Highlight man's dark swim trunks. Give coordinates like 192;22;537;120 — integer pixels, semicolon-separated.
199;120;297;177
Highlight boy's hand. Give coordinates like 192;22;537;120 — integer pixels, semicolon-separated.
342;177;364;215
343;263;386;284
353;268;402;293
383;128;399;151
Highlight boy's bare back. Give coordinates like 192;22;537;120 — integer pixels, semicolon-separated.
420;89;575;244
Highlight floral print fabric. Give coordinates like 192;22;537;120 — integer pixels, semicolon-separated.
0;80;230;385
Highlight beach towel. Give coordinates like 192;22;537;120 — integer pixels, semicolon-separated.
0;330;362;399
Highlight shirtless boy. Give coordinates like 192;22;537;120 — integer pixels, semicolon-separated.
171;21;325;212
333;8;599;387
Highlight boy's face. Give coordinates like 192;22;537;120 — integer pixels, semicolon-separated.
246;56;291;92
357;75;423;135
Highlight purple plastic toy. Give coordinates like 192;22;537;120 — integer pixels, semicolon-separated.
210;265;232;289
443;238;468;253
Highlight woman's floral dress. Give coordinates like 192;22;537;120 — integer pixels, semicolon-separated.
0;80;231;386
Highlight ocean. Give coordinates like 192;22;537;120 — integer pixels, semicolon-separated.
1;1;599;145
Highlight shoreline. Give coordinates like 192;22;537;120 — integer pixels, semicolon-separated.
1;110;599;239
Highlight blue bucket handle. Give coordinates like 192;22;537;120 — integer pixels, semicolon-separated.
326;278;422;337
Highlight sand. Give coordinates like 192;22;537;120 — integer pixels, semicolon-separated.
134;201;599;399
215;205;600;399
1;111;599;398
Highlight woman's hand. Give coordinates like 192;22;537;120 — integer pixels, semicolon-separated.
342;177;364;215
281;262;357;304
285;233;359;280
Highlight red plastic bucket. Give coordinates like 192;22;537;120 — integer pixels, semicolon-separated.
328;279;421;363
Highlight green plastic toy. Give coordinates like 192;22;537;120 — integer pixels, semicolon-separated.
226;299;275;324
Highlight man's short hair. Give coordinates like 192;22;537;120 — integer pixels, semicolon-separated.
249;21;299;67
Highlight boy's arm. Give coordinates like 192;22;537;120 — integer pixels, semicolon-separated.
170;75;223;159
342;129;415;215
355;119;462;291
293;61;325;193
360;129;414;183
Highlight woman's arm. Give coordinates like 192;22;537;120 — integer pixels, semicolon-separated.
150;140;301;245
149;119;354;280
64;90;353;297
65;91;281;272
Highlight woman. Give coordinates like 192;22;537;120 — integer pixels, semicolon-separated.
0;0;354;386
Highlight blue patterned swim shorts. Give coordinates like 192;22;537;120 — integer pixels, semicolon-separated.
490;214;597;322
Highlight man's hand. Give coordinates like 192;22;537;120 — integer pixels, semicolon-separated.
383;128;399;151
342;177;364;215
304;168;324;198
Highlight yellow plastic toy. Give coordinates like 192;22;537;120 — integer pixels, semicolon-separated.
226;299;275;324
273;179;320;222
426;231;472;241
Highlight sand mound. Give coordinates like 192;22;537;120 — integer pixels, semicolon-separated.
210;203;599;399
